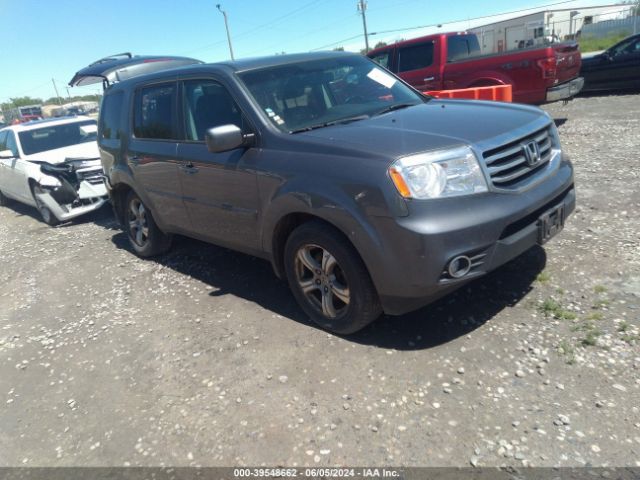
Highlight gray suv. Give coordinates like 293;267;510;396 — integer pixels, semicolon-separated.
71;51;575;334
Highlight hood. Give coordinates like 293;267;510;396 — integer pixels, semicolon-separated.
297;100;551;159
22;141;100;164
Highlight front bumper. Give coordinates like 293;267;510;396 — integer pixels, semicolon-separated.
368;157;575;315
35;180;108;222
546;77;584;102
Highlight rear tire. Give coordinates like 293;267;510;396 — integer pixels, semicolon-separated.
284;220;382;334
125;190;172;257
31;185;60;226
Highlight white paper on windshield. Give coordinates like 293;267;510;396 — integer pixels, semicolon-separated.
367;68;396;89
80;124;98;135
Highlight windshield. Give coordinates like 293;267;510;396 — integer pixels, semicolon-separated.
18;120;97;156
238;55;425;133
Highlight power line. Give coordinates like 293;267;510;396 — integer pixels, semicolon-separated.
243;13;360;56
369;0;580;36
179;0;327;58
310;33;364;51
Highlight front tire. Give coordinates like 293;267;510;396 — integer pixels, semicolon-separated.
125;190;172;257
31;185;60;226
284;221;382;334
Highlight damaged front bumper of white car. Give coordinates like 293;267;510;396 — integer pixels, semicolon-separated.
34;159;109;222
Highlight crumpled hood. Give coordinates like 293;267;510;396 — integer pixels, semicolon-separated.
22;141;100;164
298;100;551;159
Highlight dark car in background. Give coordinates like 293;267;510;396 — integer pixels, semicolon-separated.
581;33;640;92
70;51;575;334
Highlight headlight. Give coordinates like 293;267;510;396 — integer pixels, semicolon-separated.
389;146;488;199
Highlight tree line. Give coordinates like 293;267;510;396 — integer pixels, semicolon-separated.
1;94;102;112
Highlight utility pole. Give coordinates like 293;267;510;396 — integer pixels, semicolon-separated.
51;78;62;106
357;0;370;53
216;4;235;60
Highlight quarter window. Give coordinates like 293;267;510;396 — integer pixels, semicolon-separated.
398;42;434;72
182;80;245;141
133;84;177;140
100;91;124;140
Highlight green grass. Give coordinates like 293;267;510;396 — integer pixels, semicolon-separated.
581;329;602;347
592;299;611;310
539;298;577;320
558;340;576;364
586;312;604;321
579;32;631;53
618;321;630;333
537;271;551;284
594;285;607;294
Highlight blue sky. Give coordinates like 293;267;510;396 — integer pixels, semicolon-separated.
0;0;604;103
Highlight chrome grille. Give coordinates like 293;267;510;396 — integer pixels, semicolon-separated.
482;125;554;189
77;169;104;185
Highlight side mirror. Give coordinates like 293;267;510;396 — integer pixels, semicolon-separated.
0;150;15;159
205;124;254;153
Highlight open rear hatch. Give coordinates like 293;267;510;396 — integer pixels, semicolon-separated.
552;42;581;84
68;53;203;88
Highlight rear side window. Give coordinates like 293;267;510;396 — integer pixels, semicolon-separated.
0;131;7;151
447;35;481;62
398;42;434;72
100;91;124;140
370;51;391;70
133;83;177;140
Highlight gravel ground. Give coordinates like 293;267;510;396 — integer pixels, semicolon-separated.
0;94;638;468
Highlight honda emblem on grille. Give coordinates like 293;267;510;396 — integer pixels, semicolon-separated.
522;140;541;167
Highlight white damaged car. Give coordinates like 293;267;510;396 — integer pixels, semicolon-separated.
0;116;108;225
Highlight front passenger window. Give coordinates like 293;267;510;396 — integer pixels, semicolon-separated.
183;80;244;141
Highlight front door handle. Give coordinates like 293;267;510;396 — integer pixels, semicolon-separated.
129;156;140;166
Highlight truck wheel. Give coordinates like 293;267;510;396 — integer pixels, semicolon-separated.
31;185;60;226
284;221;382;334
125;190;171;257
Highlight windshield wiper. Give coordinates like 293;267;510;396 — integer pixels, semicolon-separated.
374;102;418;117
290;115;369;134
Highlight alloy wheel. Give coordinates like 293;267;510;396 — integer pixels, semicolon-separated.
128;198;150;247
294;244;350;319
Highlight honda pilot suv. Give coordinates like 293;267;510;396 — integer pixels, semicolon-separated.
71;51;575;334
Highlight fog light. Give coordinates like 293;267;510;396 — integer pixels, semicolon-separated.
448;255;472;278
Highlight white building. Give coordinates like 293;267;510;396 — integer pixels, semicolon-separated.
470;4;634;54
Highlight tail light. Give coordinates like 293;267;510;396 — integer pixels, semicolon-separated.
537;57;557;79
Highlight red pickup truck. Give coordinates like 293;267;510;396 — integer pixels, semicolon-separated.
367;32;583;104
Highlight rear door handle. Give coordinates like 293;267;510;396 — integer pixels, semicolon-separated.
129;156;140;166
424;76;435;81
